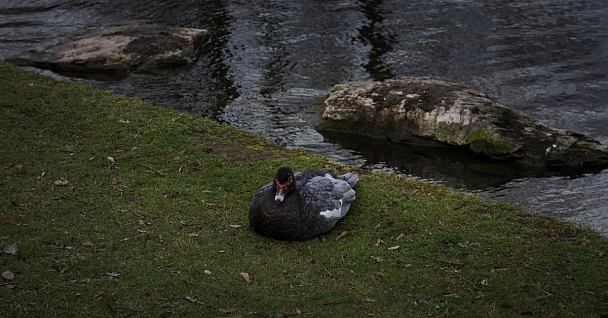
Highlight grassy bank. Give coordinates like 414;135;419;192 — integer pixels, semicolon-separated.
1;63;607;317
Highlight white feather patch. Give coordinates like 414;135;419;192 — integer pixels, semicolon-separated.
319;199;343;219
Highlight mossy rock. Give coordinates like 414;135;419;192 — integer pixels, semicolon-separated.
321;77;608;169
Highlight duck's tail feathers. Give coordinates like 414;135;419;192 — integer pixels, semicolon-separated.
338;172;359;187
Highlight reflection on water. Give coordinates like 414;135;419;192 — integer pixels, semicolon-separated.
318;130;598;190
356;0;396;80
1;0;607;234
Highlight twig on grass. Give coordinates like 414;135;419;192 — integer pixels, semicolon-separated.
323;298;377;306
335;231;348;241
307;246;333;277
418;254;464;266
137;163;165;176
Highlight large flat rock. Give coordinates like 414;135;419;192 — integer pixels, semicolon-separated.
6;21;209;76
320;78;608;168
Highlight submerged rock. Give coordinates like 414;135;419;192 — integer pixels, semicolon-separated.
320;78;608;168
6;21;209;76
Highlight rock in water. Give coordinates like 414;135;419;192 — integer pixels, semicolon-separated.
7;21;209;76
320;78;608;168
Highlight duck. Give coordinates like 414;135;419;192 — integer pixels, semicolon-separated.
249;167;359;241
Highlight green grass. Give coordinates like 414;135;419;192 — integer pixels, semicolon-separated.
1;62;608;317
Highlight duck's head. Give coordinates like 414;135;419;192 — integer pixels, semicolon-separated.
273;167;295;203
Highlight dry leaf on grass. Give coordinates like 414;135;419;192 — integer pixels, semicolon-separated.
105;272;121;278
240;272;252;284
107;156;116;169
335;231;348;241
184;296;203;304
50;244;74;250
3;243;17;255
388;245;400;250
2;271;15;280
374;239;385;247
2;220;18;225
54;177;69;186
59;145;74;152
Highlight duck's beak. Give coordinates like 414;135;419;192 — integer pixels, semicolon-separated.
274;188;286;203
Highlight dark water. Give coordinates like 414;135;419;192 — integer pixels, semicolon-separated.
2;0;608;234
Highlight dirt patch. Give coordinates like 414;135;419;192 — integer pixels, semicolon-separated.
187;130;293;164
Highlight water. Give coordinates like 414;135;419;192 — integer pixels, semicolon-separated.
1;0;607;235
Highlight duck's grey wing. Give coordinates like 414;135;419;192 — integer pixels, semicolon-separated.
302;175;357;219
338;172;359;188
293;170;332;188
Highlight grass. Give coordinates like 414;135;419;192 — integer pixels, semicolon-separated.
1;62;607;317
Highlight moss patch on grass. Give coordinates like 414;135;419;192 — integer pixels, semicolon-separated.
1;63;608;317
